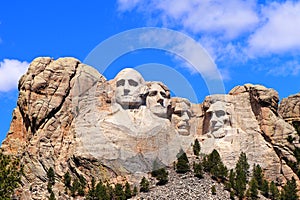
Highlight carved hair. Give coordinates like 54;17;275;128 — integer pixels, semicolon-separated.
170;97;191;109
142;81;171;99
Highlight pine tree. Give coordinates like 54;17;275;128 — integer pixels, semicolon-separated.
202;149;228;182
78;175;86;196
193;139;201;156
176;151;190;173
124;181;132;199
213;161;228;182
47;167;55;193
230;190;235;200
49;191;56;200
248;178;258;200
95;181;109;200
252;164;263;189
226;169;235;191
63;171;71;194
260;179;269;198
132;186;138;196
70;178;80;197
0;152;23;199
269;181;280;200
151;168;168;185
211;185;216;195
140;177;150;192
193;162;203;179
203;150;220;170
86;177;96;199
281;177;298;200
234;152;249;200
107;184;114;200
114;183;125;200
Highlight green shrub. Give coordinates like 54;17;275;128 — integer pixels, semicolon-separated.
47;167;55;193
193;139;201;156
211;185;216;195
0;152;23;199
151;168;168;185
193;162;203;179
124;181;132;199
202;149;228;182
234;152;249;200
176;151;190;174
140;177;149;193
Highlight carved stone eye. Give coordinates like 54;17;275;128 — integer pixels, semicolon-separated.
116;79;125;87
128;79;138;87
215;110;226;118
160;92;167;98
148;91;157;96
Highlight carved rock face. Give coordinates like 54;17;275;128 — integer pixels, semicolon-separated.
3;58;300;199
171;99;191;135
146;82;170;118
114;68;145;109
206;101;231;138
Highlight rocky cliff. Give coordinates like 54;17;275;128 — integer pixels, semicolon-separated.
1;57;300;199
279;92;300;131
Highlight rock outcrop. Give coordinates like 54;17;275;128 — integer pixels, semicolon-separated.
1;57;110;199
199;84;300;187
279;92;300;131
1;58;300;199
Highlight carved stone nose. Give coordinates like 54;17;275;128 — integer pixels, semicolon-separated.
211;113;217;121
182;112;189;121
157;99;164;106
124;89;130;95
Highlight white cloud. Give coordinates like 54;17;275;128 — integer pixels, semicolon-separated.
137;28;219;78
118;0;259;39
267;60;300;77
0;59;29;92
248;1;300;56
117;0;143;11
117;0;300;78
199;36;247;65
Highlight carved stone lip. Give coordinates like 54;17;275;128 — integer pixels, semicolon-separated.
211;125;222;131
121;95;134;97
178;124;190;129
153;104;165;108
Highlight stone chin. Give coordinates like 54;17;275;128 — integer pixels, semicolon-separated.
149;105;168;118
116;96;143;108
177;128;190;136
210;125;222;132
210;129;226;138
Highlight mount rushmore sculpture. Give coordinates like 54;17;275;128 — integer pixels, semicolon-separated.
74;68;194;174
2;57;300;199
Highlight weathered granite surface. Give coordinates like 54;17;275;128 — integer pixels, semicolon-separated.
1;58;300;199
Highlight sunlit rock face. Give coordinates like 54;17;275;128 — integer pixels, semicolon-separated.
279;92;300;129
145;81;171;119
1;58;300;199
114;68;145;109
199;84;300;187
171;97;192;136
74;68;194;174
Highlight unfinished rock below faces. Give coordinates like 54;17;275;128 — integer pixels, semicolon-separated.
199;84;300;187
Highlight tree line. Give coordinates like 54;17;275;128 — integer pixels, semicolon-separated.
1;139;299;200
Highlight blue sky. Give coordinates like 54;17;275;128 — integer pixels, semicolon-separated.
1;0;300;143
